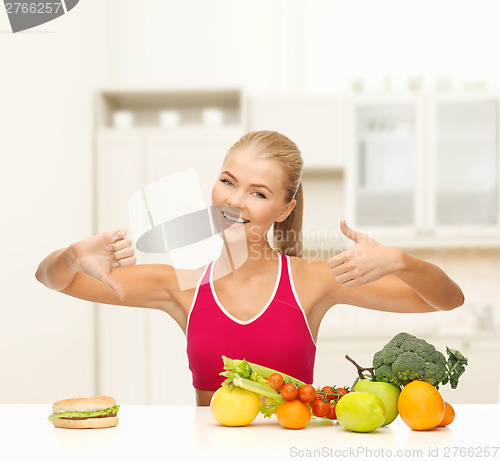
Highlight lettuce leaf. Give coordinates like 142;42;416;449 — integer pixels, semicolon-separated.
48;405;120;421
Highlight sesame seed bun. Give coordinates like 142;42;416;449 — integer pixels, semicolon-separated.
52;395;116;413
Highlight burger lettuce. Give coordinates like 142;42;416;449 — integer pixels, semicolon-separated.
48;404;120;421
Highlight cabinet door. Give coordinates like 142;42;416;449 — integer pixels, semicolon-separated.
249;96;344;168
314;337;387;389
145;131;228;204
347;97;425;234
143;131;240;405
431;336;500;404
429;96;499;231
95;130;152;404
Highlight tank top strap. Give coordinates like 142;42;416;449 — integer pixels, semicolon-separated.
186;262;213;321
200;261;212;286
275;252;294;296
277;253;316;344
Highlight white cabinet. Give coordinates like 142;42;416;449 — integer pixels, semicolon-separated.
248;95;345;169
430;334;500;405
346;93;500;247
346;95;425;234
145;130;235;204
95;128;243;405
95;130;155;405
94;90;246;405
428;95;499;234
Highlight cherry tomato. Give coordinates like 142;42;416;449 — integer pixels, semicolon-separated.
337;387;349;395
326;402;337;420
311;399;329;418
267;373;284;391
280;382;298;401
298;385;316;403
320;386;334;401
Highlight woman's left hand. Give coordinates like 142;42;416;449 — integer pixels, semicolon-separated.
328;220;403;288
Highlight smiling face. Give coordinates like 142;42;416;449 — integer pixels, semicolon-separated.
211;149;296;247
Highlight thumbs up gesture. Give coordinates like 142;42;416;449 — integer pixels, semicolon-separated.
328;220;402;288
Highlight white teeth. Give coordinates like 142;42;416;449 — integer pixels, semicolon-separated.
222;211;249;224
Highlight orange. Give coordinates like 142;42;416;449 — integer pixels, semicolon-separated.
276;400;311;429
398;380;445;431
438;402;455;427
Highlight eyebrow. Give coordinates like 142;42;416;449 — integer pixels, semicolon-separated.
221;170;273;194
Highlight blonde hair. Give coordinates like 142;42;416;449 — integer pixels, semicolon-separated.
224;130;304;257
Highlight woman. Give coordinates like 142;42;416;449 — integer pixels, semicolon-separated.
36;130;464;406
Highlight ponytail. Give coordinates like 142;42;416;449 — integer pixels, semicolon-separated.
273;182;303;257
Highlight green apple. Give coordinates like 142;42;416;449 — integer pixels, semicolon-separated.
352;379;401;425
335;392;386;433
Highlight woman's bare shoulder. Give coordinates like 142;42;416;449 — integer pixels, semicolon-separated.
142;263;207;294
288;256;335;303
289;256;330;280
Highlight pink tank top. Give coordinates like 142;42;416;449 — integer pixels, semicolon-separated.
186;253;316;391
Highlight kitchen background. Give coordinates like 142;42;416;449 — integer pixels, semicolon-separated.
1;0;499;406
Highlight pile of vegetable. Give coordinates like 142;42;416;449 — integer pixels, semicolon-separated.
211;332;469;432
218;356;349;428
345;332;468;431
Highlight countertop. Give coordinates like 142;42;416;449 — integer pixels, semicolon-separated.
2;404;499;460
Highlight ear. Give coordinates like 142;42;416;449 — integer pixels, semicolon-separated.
275;199;296;223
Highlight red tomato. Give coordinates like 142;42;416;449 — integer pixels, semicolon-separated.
281;382;298;401
337;387;349;395
326;402;337;420
267;373;284;391
298;385;316;403
311;399;329;417
320;386;334;401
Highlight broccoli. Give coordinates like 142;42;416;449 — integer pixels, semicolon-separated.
372;332;467;389
346;332;468;390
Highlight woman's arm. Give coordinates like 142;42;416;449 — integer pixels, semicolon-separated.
322;220;465;313
389;250;465;311
35;229;178;311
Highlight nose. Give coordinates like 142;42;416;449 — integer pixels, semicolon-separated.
226;189;246;210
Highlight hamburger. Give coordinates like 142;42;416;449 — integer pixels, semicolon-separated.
48;396;119;429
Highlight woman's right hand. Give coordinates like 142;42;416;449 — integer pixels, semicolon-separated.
71;228;136;301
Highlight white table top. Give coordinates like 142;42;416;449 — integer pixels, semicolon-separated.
2;404;499;460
